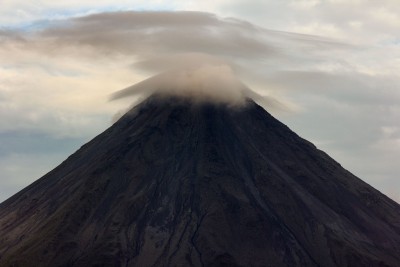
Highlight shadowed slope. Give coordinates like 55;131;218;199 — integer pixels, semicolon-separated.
0;96;399;267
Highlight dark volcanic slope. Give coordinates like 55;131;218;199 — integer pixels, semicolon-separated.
0;96;400;267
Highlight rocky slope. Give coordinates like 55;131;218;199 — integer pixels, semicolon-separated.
0;95;399;267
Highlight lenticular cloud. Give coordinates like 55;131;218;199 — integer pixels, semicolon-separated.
111;64;250;106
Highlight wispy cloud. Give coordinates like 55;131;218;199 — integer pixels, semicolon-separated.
3;11;354;106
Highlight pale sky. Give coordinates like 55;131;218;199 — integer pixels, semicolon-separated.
1;0;399;203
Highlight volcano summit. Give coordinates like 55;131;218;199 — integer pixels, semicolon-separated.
0;95;399;267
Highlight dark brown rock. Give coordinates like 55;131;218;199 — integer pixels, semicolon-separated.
0;95;399;267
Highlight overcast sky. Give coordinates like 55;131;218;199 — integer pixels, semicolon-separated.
1;0;399;203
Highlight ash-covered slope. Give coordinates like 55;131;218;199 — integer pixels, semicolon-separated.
0;96;399;267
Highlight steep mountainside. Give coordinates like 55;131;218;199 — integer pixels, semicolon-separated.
0;96;399;267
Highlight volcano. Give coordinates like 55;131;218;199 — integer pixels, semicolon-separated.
0;95;399;267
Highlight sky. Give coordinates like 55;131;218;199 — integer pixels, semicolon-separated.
0;0;399;203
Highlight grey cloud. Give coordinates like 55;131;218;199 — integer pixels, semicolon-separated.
3;10;391;115
270;70;400;154
2;10;397;122
131;53;232;74
0;102;109;138
20;11;352;107
27;10;350;62
280;94;400;202
0;151;72;202
36;11;277;59
1;9;399;201
0;29;26;44
0;29;19;37
112;61;289;111
111;64;249;106
0;132;86;156
2;11;355;92
0;131;91;202
252;1;400;46
267;71;400;106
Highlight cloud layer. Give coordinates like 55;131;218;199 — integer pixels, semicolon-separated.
8;11;351;107
0;8;399;202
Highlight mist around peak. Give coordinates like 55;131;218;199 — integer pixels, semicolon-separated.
110;53;288;110
111;64;250;106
